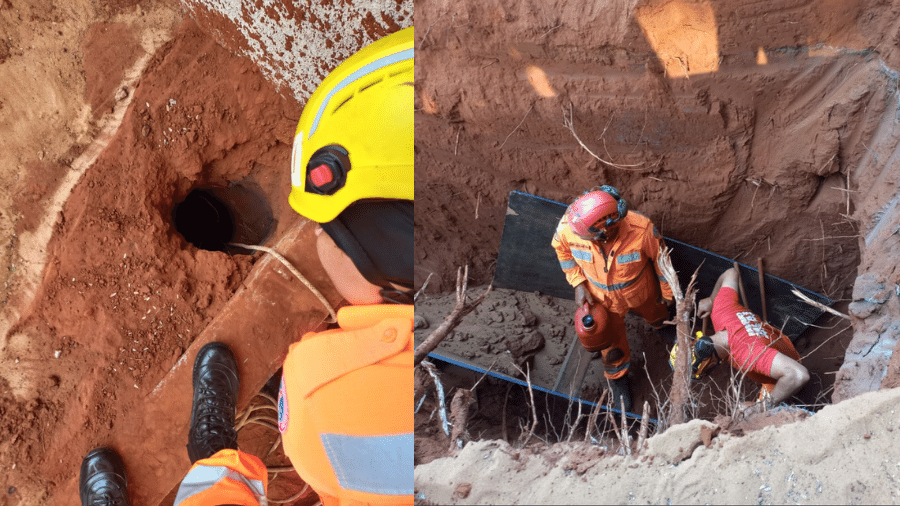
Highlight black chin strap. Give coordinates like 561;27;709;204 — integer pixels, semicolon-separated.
380;289;414;305
320;200;414;304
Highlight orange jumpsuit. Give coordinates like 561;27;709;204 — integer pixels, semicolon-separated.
552;210;672;379
174;449;268;505
173;304;413;506
279;304;413;506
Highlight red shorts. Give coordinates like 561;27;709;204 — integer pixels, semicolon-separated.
710;287;798;380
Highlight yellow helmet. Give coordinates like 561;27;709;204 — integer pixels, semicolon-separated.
289;27;414;223
669;331;721;380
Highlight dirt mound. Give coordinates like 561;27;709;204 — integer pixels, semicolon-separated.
1;13;303;502
416;387;900;504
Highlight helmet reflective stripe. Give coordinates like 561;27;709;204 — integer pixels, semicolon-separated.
307;47;414;140
320;432;413;495
290;130;304;188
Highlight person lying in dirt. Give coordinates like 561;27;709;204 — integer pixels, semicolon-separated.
77;28;413;506
552;185;674;412
690;266;810;414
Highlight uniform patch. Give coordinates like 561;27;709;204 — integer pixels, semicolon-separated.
571;248;593;262
278;375;288;433
617;251;640;264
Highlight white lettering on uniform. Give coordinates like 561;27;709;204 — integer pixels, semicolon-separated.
736;312;767;338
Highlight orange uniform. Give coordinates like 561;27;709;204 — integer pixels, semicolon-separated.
174;449;268;506
552;210;672;379
552;210;673;317
173;305;412;506
279;304;413;506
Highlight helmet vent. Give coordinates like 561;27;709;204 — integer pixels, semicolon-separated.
359;76;384;92
332;94;355;115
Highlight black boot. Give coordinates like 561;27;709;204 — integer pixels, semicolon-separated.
608;375;633;413
187;342;240;463
79;447;131;506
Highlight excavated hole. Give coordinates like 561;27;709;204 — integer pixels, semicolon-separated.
173;181;274;255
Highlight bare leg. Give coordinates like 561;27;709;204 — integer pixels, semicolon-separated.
766;352;810;405
697;267;739;320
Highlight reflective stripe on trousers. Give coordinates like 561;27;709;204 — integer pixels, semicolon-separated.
604;360;630;376
175;449;268;506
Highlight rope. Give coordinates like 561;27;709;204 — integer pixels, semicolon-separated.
230;242;338;323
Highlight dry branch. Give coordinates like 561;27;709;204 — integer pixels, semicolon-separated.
620;398;630;455
606;398;626;452
792;288;851;319
499;104;534;150
565;399;585;443
414;265;493;365
449;388;476;451
659;246;700;426
414;272;434;303
230;242;337;322
758;257;768;322
584;390;608;443
421;360;451;436
511;362;540;447
562;103;644;170
502;383;512;443
733;261;749;308
637;400;651;451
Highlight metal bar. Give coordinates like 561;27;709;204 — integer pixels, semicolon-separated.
758;257;768;322
427;351;655;423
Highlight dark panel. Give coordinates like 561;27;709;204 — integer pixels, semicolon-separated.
494;191;832;340
494;191;577;299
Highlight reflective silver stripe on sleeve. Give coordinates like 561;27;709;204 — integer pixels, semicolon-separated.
559;259;577;270
174;464;267;506
320;432;414;495
308;48;415;138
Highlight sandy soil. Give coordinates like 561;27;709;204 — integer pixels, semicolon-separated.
417;387;900;505
414;0;900;503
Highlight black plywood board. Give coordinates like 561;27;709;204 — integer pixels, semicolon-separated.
494;191;833;340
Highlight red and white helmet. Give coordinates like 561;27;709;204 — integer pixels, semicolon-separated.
567;189;623;241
